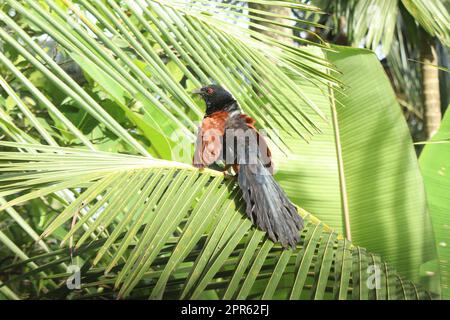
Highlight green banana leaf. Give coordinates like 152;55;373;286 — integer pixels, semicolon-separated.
0;143;434;299
273;46;439;294
419;106;450;299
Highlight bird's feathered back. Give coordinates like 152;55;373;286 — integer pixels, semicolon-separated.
193;85;303;248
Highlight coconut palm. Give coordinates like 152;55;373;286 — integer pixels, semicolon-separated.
0;0;445;299
308;0;450;140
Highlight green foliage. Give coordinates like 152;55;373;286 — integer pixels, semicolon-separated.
0;0;444;299
274;46;438;293
310;0;450;138
312;0;450;53
0;0;336;156
0;143;434;299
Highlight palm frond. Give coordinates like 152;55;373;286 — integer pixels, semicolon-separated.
401;0;450;46
311;0;450;53
0;280;19;300
352;0;399;54
0;142;435;299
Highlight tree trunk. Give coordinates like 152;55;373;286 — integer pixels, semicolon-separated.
421;37;441;139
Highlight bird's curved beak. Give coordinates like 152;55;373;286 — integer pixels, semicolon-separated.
192;88;202;95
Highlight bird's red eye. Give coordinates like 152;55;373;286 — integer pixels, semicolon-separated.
206;87;214;95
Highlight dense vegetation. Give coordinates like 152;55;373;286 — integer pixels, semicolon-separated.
0;0;448;300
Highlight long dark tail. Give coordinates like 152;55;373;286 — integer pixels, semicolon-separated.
238;162;303;248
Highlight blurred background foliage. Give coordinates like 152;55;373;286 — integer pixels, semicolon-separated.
304;0;450;145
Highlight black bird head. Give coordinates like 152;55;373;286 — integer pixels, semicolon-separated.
193;85;236;115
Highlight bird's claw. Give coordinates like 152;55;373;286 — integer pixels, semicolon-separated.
193;163;205;171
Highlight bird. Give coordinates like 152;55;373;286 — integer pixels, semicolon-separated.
192;84;303;248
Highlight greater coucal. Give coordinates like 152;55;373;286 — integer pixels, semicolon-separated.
193;85;303;248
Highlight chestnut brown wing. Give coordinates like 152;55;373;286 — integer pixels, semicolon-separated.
193;111;229;168
193;127;205;168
